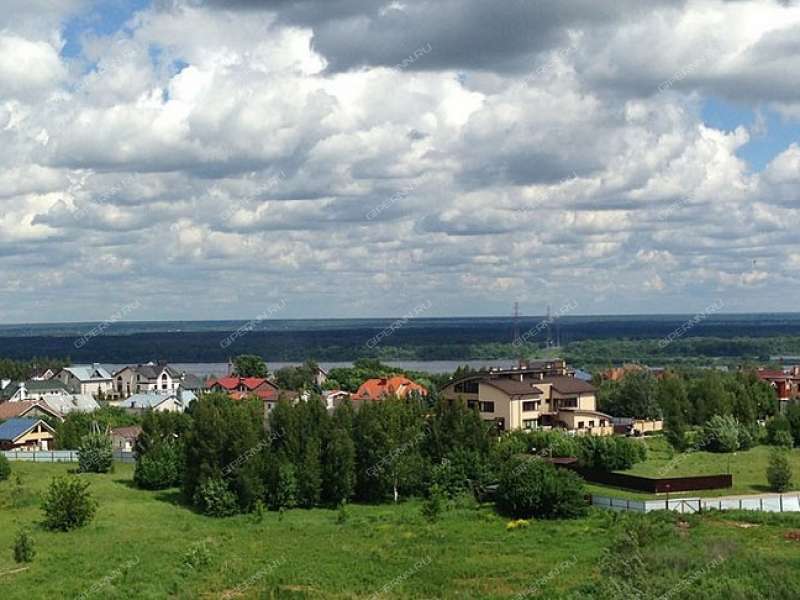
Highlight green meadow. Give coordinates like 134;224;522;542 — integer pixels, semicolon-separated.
1;461;800;599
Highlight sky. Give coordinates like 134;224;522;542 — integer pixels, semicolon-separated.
0;0;799;323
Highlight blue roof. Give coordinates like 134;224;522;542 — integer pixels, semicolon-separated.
0;418;45;441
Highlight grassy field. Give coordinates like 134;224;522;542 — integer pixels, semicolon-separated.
2;462;800;598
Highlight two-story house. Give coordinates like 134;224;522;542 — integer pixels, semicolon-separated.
112;362;186;397
440;361;613;435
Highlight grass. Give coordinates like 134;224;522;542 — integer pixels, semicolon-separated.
1;461;800;598
584;437;800;500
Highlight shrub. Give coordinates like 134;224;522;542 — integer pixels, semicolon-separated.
496;457;586;519
506;519;530;531
78;431;113;473
767;450;793;493
13;529;35;563
421;484;446;522
767;415;792;446
269;460;297;510
336;502;349;524
41;476;97;531
577;436;647;471
193;477;238;517
10;473;32;508
134;441;183;490
773;430;795;449
0;454;10;482
182;541;212;571
700;415;742;453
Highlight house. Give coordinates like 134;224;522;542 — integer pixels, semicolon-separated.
0;400;63;423
112;390;197;414
351;376;428;405
756;367;800;411
44;394;100;416
112;361;191;397
30;367;55;381
0;418;56;451
440;361;613;435
110;426;142;452
321;389;350;411
54;364;113;397
205;376;279;399
0;380;72;403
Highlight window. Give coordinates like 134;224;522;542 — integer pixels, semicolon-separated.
454;381;479;394
466;400;478;410
588;420;595;428
578;421;585;429
523;419;538;430
600;419;606;427
522;401;539;412
479;401;495;413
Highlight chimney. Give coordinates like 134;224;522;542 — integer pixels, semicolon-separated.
19;381;27;400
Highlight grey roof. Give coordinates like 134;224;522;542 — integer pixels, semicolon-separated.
0;379;70;400
0;418;53;442
62;365;112;381
117;390;197;410
44;394;100;415
179;373;203;390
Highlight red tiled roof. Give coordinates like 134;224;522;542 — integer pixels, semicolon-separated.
206;377;277;391
353;376;428;401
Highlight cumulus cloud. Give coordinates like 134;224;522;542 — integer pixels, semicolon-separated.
0;0;799;322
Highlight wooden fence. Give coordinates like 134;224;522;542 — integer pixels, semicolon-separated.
572;467;732;494
1;450;135;463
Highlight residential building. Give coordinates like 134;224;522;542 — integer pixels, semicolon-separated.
757;367;800;411
205;376;280;400
44;394;100;416
112;361;190;397
0;418;56;451
0;380;71;403
110;426;142;452
54;364;113;397
111;390;197;414
440;361;613;435
0;400;63;422
321;389;350;411
351;376;428;405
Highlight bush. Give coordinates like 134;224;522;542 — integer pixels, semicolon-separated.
496;457;586;519
41;476;97;531
773;430;795;449
78;431;113;473
700;415;743;453
182;541;212;571
577;436;647;471
767;450;793;493
767;415;792;446
13;529;35;563
193;477;238;517
134;441;183;490
506;519;530;531
421;484;446;522
0;454;10;482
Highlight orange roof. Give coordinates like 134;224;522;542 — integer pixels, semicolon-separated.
206;377;276;391
353;376;428;401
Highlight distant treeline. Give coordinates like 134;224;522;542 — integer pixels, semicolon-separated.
2;316;800;363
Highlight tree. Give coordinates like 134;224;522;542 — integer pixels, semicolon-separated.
496;457;586;519
767;449;793;493
700;415;743;453
274;360;320;391
41;476;97;531
598;372;660;419
78;430;113;473
233;355;269;378
0;454;10;482
688;372;733;425
786;403;800;447
56;407;139;449
322;402;356;505
767;415;793;447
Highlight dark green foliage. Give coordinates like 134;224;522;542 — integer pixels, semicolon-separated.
0;358;68;383
41;476;97;531
193;477;238;517
183;393;265;514
786;404;800;447
664;412;688;451
322;423;356;505
13;529;35;563
56;407;139;449
274;360;320;391
134;441;183;489
767;449;793;492
0;454;10;481
323;358;433;394
267;458;297;510
78;431;113;473
496;456;586;519
763;413;789;445
421;484;446;522
232;355;269;378
576;436;647;471
597;371;661;419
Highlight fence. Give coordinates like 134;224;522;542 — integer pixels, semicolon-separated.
592;492;800;514
1;450;135;464
573;467;732;493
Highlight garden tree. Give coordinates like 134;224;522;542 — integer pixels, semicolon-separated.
133;411;190;490
655;375;689;421
598;372;660;419
77;428;114;473
322;400;356;505
41;476;97;531
183;393;264;515
297;439;323;507
700;415;745;453
56;407;139;449
232;354;269;378
663;412;688;451
496;456;586;519
687;371;733;425
785;403;800;447
353;398;427;503
741;372;778;420
766;415;793;446
274;360;321;391
577;436;647;471
767;449;793;493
